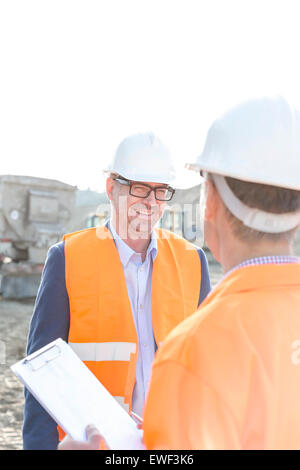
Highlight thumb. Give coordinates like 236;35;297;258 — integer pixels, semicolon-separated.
85;424;103;449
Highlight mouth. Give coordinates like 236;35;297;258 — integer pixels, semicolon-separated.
128;203;156;219
126;204;160;234
134;209;154;218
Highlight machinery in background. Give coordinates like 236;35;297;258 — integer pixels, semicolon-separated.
0;175;76;298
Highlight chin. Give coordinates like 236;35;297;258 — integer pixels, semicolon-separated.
131;215;158;233
135;224;154;238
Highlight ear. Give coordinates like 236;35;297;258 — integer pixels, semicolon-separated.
204;179;219;221
106;177;115;201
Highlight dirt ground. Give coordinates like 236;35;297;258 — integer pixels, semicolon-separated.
0;298;35;450
1;237;299;450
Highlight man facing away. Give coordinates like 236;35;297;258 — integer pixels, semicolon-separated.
23;132;211;449
60;96;300;450
142;96;300;449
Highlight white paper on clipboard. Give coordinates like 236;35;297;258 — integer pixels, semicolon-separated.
11;338;144;450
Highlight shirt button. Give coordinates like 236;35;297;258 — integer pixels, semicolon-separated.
140;304;143;309
143;343;147;348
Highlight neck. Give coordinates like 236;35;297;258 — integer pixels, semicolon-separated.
220;237;294;273
124;236;151;262
110;219;151;262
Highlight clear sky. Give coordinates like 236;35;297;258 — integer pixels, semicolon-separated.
1;0;300;192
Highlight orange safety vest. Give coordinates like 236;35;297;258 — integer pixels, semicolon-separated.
59;225;201;439
143;263;300;450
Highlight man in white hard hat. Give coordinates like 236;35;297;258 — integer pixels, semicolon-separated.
141;96;300;449
59;97;300;451
23;132;211;449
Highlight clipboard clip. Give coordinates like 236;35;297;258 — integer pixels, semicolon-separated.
24;344;61;371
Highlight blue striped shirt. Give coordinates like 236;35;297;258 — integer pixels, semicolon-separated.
211;256;300;291
227;255;300;278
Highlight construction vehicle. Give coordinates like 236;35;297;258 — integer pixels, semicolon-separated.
0;175;76;299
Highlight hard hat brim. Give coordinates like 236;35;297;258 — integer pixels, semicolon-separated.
185;159;300;192
103;167;203;190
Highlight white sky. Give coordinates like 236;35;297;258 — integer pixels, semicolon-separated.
1;0;300;192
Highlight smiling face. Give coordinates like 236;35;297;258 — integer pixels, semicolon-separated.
106;175;167;241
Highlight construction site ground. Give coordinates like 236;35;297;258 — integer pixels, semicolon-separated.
0;298;35;450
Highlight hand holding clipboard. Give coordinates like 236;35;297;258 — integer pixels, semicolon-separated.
11;338;145;450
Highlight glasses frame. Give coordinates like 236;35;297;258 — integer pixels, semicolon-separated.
114;176;175;201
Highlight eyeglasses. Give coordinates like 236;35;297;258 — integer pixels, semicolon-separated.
114;176;175;201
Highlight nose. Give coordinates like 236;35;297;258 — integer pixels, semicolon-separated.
144;188;157;204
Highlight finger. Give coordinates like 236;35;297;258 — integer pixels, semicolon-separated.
86;424;105;449
58;435;89;451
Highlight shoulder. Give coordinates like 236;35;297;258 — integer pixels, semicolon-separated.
40;242;67;285
44;241;65;267
63;227;97;242
63;226;113;250
48;241;65;257
155;285;247;375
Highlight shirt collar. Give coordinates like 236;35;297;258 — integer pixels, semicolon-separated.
212;254;300;292
108;220;157;267
225;255;300;279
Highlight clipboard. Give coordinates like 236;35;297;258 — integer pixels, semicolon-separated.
11;338;144;450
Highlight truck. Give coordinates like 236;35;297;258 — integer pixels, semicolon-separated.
0;175;76;299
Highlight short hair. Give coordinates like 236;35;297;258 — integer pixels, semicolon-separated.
109;172;119;180
209;174;300;243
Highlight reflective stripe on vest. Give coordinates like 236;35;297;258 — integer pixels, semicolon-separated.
69;342;132;412
69;342;136;362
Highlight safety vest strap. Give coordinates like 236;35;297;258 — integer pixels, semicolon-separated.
152;228;201;343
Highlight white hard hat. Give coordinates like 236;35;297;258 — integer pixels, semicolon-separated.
186;95;300;191
186;96;300;233
104;132;197;189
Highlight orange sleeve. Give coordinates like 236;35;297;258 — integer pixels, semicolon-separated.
142;360;241;450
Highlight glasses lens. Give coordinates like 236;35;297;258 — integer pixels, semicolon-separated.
130;184;150;198
130;183;175;201
155;188;174;201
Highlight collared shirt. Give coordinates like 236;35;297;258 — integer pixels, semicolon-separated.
109;221;157;417
227;255;300;278
212;255;300;292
